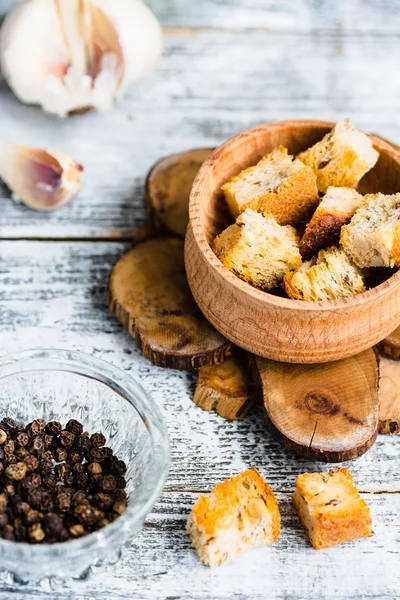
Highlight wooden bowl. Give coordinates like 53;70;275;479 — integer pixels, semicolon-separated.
185;119;400;363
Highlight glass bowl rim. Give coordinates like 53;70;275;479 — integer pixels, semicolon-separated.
0;348;170;560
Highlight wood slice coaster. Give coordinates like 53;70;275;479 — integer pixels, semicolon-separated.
109;237;233;370
145;148;214;238
194;354;255;419
377;355;400;435
376;326;400;360
256;349;379;462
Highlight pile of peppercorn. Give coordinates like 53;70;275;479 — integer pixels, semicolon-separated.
0;417;128;543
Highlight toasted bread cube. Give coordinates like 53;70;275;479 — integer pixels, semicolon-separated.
187;469;280;567
298;119;379;193
340;192;400;268
293;468;372;550
213;209;301;291
283;247;365;301
300;187;365;259
221;146;319;224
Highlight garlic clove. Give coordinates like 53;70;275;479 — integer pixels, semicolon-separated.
0;0;163;117
0;139;83;211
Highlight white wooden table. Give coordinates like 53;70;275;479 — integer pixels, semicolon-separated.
1;1;400;598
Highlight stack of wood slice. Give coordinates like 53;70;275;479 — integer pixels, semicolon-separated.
108;145;400;460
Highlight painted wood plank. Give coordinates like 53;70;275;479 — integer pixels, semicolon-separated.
1;29;400;239
1;0;400;33
1;240;399;494
148;0;400;33
0;492;397;599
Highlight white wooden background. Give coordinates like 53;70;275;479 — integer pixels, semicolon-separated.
1;1;400;598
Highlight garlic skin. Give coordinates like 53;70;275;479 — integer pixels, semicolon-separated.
0;0;163;117
0;139;83;210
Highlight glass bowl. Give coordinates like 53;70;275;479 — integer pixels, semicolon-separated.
0;348;169;584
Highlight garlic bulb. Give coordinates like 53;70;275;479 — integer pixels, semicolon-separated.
0;0;163;117
0;139;83;210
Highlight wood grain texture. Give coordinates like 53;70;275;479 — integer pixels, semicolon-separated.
3;29;400;240
186;120;400;363
109;238;232;369
194;354;255;419
145;148;214;237
378;356;400;435
377;326;400;360
257;351;379;462
148;0;400;33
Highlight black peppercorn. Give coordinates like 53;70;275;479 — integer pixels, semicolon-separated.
29;437;45;455
53;447;68;463
29;489;54;512
90;432;106;448
76;435;91;455
23;509;42;525
113;500;127;516
0;418;17;433
68;450;82;465
75;473;88;489
29;473;42;489
89;447;109;463
88;474;102;491
113;489;127;503
45;421;62;437
15;432;29;447
69;523;85;538
72;491;89;507
4;483;15;497
0;429;7;445
0;512;8;527
60;430;75;450
64;471;75;487
42;474;57;490
1;524;15;541
5;462;27;481
15;447;28;460
66;420;83;436
27;419;46;437
4;439;15;454
24;454;39;472
16;501;30;517
87;462;102;476
94;493;114;512
0;494;6;512
43;513;63;538
43;434;54;449
39;457;53;476
100;474;117;492
115;475;127;490
72;462;85;475
29;523;45;543
75;504;103;527
5;453;18;465
56;490;72;513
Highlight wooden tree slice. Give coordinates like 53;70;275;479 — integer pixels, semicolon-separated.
378;356;400;435
145;148;214;237
109;237;233;370
256;349;379;462
193;354;255;419
377;326;400;360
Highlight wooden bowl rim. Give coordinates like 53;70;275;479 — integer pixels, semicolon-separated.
189;119;400;312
